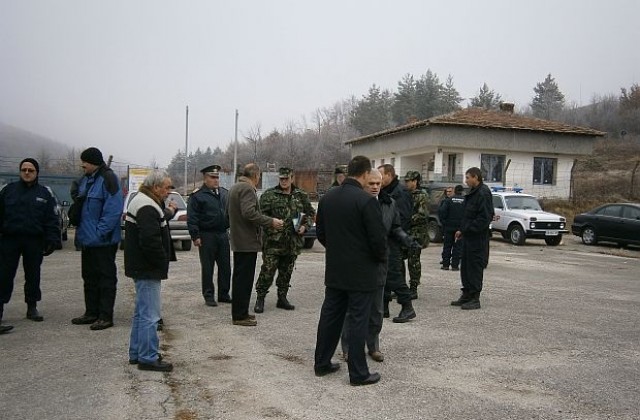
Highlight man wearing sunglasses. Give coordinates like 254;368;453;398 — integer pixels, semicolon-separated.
0;158;61;330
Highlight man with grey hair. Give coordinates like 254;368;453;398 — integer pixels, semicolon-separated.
125;170;176;371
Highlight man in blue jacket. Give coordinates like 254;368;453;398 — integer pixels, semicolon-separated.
0;158;60;328
71;147;123;330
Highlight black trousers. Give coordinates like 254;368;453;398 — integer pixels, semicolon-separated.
441;229;462;268
198;231;231;299
231;252;257;321
315;287;375;382
0;235;44;304
81;245;118;321
383;244;412;304
460;234;486;293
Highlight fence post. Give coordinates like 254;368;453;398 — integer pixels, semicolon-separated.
631;160;640;199
570;159;578;204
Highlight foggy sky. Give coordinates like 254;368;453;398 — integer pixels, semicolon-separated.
1;0;638;167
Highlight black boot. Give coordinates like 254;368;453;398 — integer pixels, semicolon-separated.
461;292;481;310
409;284;418;300
383;299;390;318
254;297;265;313
26;303;44;322
450;290;472;306
392;302;416;323
276;295;295;310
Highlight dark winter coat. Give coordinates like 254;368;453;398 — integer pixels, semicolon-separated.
381;176;412;233
460;183;494;238
316;178;387;292
124;187;176;280
226;176;272;252
438;194;465;232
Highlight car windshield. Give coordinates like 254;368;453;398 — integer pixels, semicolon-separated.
505;196;542;211
166;192;187;210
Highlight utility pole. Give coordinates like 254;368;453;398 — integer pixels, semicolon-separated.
233;109;238;181
184;105;189;195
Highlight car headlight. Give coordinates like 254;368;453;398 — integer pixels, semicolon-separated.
530;222;536;229
560;223;565;229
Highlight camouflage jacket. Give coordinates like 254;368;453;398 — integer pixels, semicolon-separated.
409;189;429;247
259;184;316;255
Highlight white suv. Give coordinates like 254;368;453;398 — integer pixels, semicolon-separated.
491;191;568;246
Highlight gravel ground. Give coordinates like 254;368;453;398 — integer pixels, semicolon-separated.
1;232;639;420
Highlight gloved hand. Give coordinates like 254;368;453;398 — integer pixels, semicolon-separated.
43;243;55;257
402;235;422;250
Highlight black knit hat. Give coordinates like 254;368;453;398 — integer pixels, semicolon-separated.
80;147;105;166
20;158;40;174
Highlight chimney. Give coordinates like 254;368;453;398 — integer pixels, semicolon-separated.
499;102;515;113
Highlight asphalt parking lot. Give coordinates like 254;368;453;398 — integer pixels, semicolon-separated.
1;232;639;420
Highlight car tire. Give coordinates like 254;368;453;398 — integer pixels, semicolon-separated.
182;240;192;251
581;226;597;245
545;235;562;246
427;220;443;243
507;224;526;245
303;238;315;249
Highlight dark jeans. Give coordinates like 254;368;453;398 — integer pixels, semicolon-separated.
315;287;375;382
81;245;118;321
460;234;486;293
441;229;462;268
383;245;411;304
198;231;231;300
231;252;257;320
0;235;44;304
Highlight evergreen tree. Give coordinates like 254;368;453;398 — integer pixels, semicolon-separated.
440;74;463;113
415;70;444;119
530;73;565;119
391;73;417;125
470;82;502;109
350;84;393;135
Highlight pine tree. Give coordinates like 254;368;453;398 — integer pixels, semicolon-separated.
470;83;502;109
415;70;444;119
391;73;417;125
440;74;463;113
530;74;565;119
350;84;393;135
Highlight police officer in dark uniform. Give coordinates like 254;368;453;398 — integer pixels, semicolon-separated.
0;158;60;327
187;164;231;306
438;184;465;270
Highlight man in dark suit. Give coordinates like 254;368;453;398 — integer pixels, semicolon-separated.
314;155;388;386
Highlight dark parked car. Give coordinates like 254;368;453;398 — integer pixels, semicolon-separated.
423;182;469;243
44;186;69;246
571;203;640;246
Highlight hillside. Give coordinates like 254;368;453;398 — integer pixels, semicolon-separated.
0;122;71;172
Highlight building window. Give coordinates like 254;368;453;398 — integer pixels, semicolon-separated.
481;154;506;182
380;158;385;165
371;159;375;167
390;157;395;166
533;157;556;185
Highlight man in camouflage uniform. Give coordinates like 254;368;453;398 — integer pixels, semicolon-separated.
404;171;429;300
254;167;316;313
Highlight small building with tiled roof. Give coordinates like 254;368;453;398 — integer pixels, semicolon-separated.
346;106;606;198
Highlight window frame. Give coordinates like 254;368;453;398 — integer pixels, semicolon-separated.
481;154;506;183
533;157;557;185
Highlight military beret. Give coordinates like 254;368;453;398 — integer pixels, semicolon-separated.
278;167;293;178
201;164;221;176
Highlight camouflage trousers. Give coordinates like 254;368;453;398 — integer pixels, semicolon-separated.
255;253;298;298
407;247;422;287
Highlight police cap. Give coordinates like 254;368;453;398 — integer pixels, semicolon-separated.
201;164;221;177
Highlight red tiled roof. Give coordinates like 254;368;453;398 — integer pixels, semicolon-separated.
346;108;606;145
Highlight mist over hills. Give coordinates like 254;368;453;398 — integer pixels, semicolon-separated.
0;122;72;172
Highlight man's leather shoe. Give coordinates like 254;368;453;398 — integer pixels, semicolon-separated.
90;319;114;330
26;306;44;322
0;325;13;334
254;297;265;313
451;266;459;271
205;299;218;307
130;354;163;365
276;296;295;310
247;314;256;320
138;359;173;372
72;314;98;325
232;318;257;326
441;266;450;270
368;351;384;362
350;372;381;386
314;362;340;377
218;295;232;303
